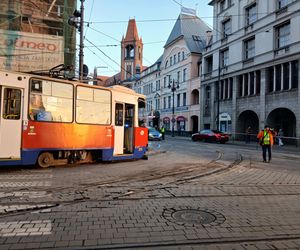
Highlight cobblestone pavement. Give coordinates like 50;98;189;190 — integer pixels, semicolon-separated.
0;139;300;249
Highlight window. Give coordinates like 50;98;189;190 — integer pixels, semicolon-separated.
174;54;176;64
178;52;181;62
182;51;185;60
220;49;229;67
205;55;213;73
177;94;180;107
170;56;173;65
163;97;167;109
222;19;231;38
183;93;186;106
192;35;201;41
220;0;225;12
155;98;160;110
244;37;255;59
76;86;111;124
3;88;21;120
156;80;160;91
183;68;187;82
278;0;291;9
177;71;181;83
276;22;290;49
246;3;257;26
165;60;168;68
115;103;123;126
168;96;171;108
29;79;73;122
228;0;232;7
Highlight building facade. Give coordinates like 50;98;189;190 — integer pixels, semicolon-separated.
134;9;211;134
201;0;300;141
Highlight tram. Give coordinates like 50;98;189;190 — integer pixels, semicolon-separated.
0;70;148;168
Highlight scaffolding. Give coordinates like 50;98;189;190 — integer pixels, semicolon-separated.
0;0;76;74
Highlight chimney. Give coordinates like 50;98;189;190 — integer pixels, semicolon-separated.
206;30;212;46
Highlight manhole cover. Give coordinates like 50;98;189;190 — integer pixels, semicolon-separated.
163;207;226;227
172;209;216;224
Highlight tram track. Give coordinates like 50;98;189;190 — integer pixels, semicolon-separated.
77;235;300;250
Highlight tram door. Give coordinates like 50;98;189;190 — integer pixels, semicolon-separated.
114;103;134;155
114;103;124;155
0;87;23;159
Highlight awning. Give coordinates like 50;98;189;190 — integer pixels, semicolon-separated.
176;116;186;122
163;117;170;123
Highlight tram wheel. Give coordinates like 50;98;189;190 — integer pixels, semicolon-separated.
37;152;54;168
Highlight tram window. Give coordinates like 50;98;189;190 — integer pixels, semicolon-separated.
29;79;73;122
76;86;111;124
115;103;124;126
3;88;21;120
138;98;146;127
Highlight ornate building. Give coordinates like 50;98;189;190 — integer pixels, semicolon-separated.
133;8;211;133
201;0;300;142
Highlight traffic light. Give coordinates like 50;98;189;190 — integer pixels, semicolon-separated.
68;10;81;29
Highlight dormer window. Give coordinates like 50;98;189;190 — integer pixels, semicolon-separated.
192;35;201;41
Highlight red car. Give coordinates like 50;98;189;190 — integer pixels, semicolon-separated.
191;129;229;143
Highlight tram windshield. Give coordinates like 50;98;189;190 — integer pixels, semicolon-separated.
138;98;146;127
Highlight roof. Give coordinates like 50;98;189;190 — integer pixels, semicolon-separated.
123;19;140;42
164;13;211;53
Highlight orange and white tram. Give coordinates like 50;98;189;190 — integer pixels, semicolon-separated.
0;70;148;167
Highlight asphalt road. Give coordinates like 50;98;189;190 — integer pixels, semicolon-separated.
0;137;300;250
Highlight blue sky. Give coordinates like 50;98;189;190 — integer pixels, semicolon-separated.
81;0;213;77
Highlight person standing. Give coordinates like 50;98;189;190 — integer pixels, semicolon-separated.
160;125;165;140
257;125;274;163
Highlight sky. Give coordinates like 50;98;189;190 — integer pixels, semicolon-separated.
81;0;213;77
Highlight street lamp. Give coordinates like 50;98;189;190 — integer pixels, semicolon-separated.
168;78;179;137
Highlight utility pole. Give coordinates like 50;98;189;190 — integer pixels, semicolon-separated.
79;0;84;82
68;0;85;82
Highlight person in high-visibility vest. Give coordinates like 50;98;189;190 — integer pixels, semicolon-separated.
257;125;274;163
160;125;165;140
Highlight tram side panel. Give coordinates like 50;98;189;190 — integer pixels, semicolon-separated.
21;122;114;165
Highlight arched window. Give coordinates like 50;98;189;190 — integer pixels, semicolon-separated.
125;45;134;59
191;89;199;105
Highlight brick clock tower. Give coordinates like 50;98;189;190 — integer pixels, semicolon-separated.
121;19;143;81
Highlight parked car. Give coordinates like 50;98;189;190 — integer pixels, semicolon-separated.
148;127;162;141
191;129;229;143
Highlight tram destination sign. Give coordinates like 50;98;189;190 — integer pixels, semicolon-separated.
0;29;64;72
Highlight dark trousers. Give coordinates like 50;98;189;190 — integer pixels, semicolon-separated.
262;144;272;162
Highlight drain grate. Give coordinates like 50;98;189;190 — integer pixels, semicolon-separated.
163;207;225;227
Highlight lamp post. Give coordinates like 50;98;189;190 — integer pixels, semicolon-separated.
168;79;179;137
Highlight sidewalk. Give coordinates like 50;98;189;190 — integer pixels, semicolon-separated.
165;135;300;154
